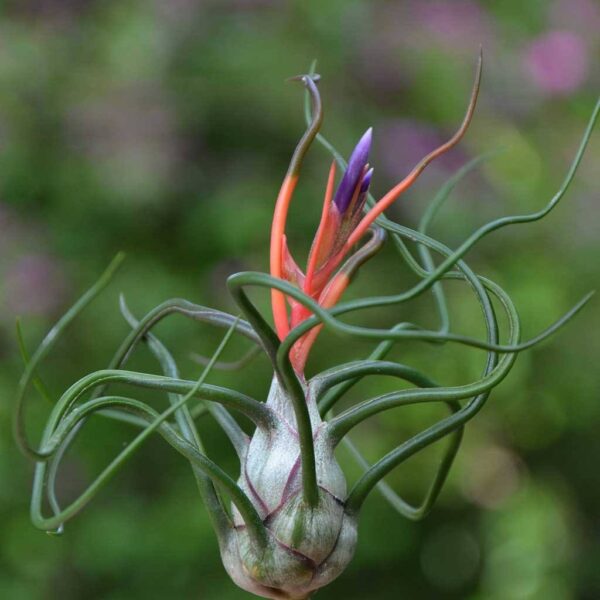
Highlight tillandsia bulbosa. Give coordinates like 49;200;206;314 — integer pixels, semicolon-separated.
14;53;599;599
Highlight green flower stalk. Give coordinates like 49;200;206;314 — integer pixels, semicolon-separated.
15;54;599;599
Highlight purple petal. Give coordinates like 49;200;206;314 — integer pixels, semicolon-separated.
354;167;373;215
333;128;372;214
524;31;588;96
360;167;373;194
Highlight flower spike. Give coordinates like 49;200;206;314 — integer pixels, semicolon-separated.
302;135;374;300
272;52;483;372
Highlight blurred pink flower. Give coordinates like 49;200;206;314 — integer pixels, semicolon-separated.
5;254;68;317
523;31;588;96
378;119;466;182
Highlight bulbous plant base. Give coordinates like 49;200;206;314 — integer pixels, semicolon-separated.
221;506;358;600
222;377;358;598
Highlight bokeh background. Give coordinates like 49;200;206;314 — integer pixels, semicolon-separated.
1;1;599;599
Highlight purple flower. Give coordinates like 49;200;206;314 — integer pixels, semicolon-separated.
333;128;372;214
523;31;588;96
354;167;373;215
379;119;465;181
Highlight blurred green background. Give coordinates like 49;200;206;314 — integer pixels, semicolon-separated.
1;1;598;598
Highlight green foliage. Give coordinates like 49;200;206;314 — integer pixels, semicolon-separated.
1;1;599;598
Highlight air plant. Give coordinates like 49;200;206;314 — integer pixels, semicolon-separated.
15;54;599;600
